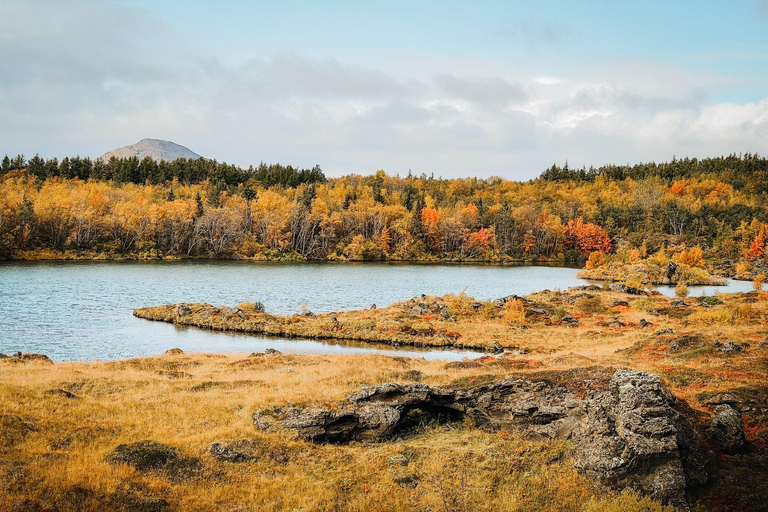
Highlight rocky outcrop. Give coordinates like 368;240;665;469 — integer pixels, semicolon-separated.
254;369;703;510
707;404;746;454
0;352;53;363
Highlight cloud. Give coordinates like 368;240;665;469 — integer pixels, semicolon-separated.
1;0;767;178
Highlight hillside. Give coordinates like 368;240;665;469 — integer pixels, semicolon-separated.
98;138;202;162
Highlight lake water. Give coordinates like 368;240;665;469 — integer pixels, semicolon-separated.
0;261;753;362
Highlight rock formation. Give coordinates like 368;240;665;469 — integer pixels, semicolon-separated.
254;369;704;510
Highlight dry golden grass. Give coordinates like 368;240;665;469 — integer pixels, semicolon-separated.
0;353;678;512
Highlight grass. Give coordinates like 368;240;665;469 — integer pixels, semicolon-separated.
4;288;768;511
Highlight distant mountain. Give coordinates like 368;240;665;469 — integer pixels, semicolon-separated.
98;139;202;162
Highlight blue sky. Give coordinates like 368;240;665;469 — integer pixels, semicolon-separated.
2;0;768;178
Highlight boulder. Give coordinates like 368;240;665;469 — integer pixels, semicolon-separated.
174;304;192;317
720;341;743;354
209;438;289;464
6;353;53;364
609;284;647;295
493;295;524;307
707;404;746;454
163;348;184;355
560;315;579;328
667;262;681;280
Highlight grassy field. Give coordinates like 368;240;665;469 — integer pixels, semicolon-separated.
3;287;768;511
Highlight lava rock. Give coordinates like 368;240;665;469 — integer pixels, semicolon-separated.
209;439;289;464
609;284;647;295
720;341;744;354
707;405;746;454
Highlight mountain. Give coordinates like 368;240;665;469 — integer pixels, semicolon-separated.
98;139;202;162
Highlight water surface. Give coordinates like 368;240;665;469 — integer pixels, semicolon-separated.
0;261;753;361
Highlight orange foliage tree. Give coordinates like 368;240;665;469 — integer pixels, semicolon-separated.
748;233;765;259
673;246;705;267
563;218;611;255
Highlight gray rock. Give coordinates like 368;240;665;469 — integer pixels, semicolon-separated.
667;262;680;279
493;295;523;308
393;473;419;488
720;341;743;354
387;455;409;466
670;299;688;308
609;283;647;295
222;307;244;318
174;304;192;317
702;393;740;407
707;404;746;454
210;439;288;464
560;315;579;327
610;300;630;307
163;348;184;355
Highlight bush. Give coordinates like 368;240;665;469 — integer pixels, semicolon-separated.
237;301;265;313
502;299;526;324
586;251;606;269
674;283;689;298
630;298;656;312
575;296;604;314
754;273;766;291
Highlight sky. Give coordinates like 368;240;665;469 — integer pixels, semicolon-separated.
1;0;768;179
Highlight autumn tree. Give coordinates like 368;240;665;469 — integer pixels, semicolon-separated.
563;218;612;255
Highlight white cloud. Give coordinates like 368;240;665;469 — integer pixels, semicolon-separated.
1;0;767;178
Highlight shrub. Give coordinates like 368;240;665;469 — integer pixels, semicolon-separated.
735;260;751;276
586;251;606;270
238;301;265;313
674;283;689;298
630;298;656;312
754;273;766;292
502;299;526;324
673;246;704;267
575;296;604;315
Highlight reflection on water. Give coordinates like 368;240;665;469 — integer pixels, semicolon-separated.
0;261;753;362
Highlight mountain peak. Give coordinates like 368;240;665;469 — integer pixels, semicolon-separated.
99;139;202;162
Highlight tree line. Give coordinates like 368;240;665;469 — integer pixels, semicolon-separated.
1;154;767;274
0;154;326;188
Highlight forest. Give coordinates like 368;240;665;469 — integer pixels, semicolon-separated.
1;153;768;278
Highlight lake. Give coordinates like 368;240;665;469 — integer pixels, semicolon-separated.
0;261;754;362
